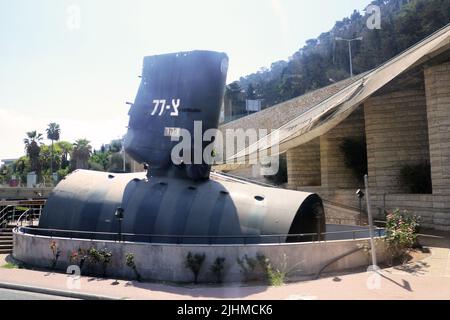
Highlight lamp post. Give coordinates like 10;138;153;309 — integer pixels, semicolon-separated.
335;36;363;77
364;175;377;268
115;207;124;242
356;189;365;226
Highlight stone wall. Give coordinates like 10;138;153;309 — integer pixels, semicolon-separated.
286;138;321;188
425;62;450;228
13;230;387;284
320;107;366;189
364;89;431;201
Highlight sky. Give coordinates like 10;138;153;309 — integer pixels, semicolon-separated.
0;0;368;163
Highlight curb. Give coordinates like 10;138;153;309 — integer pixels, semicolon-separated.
0;281;119;300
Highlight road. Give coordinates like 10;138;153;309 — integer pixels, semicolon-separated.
0;288;76;300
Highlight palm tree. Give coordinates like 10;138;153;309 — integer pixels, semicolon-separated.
71;139;92;170
46;123;61;175
56;141;73;169
23;131;43;175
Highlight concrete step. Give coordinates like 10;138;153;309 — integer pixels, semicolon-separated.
0;249;12;254
0;240;13;245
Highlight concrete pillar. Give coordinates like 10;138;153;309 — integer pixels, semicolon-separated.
286;138;321;188
425;62;450;228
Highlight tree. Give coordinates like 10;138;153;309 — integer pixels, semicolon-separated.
246;83;256;100
46;123;61;176
232;0;450;109
109;139;123;153
71;139;92;170
89;150;110;171
23;131;43;177
56;141;73;170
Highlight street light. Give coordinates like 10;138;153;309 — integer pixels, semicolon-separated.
335;36;363;77
114;207;124;242
356;189;365;225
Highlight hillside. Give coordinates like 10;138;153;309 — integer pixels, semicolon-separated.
227;0;450;109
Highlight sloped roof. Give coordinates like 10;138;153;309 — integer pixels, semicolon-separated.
226;23;450;163
220;74;364;132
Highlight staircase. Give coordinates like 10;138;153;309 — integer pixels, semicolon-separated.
0;226;13;254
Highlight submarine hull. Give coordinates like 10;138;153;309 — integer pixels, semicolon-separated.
38;170;325;244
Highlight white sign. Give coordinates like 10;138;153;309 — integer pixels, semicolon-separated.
246;100;262;112
151;99;180;117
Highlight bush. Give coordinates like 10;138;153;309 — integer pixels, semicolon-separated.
256;253;287;286
125;253;141;281
88;247;102;265
399;162;432;194
185;252;206;284
385;209;419;263
210;257;226;283
263;154;288;186
339;137;368;184
98;248;113;276
87;247;110;275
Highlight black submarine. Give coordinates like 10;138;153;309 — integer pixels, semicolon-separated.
38;50;325;244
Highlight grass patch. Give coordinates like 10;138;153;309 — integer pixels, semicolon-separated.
1;262;18;269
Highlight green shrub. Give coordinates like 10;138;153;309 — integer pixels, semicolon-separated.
84;247;112;276
210;257;226;283
88;247;102;265
125;253;141;282
98;248;113;276
385;209;419;263
185;252;206;284
256;253;287;286
399;162;432;194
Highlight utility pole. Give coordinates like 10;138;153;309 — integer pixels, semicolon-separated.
364;174;377;268
335;37;363;77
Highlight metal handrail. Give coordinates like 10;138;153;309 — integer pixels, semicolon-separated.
0;205;12;221
16;209;33;227
1;204;43;229
15;225;385;244
0;205;13;228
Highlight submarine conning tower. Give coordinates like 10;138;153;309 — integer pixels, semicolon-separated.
38;50;325;244
125;50;229;180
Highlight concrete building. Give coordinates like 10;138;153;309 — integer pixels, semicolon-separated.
217;24;450;230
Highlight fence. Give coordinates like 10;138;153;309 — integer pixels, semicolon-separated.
16;225;385;245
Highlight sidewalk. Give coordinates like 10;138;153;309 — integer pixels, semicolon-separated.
0;233;449;300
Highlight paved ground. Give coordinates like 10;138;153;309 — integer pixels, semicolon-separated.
0;288;74;300
0;232;449;300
